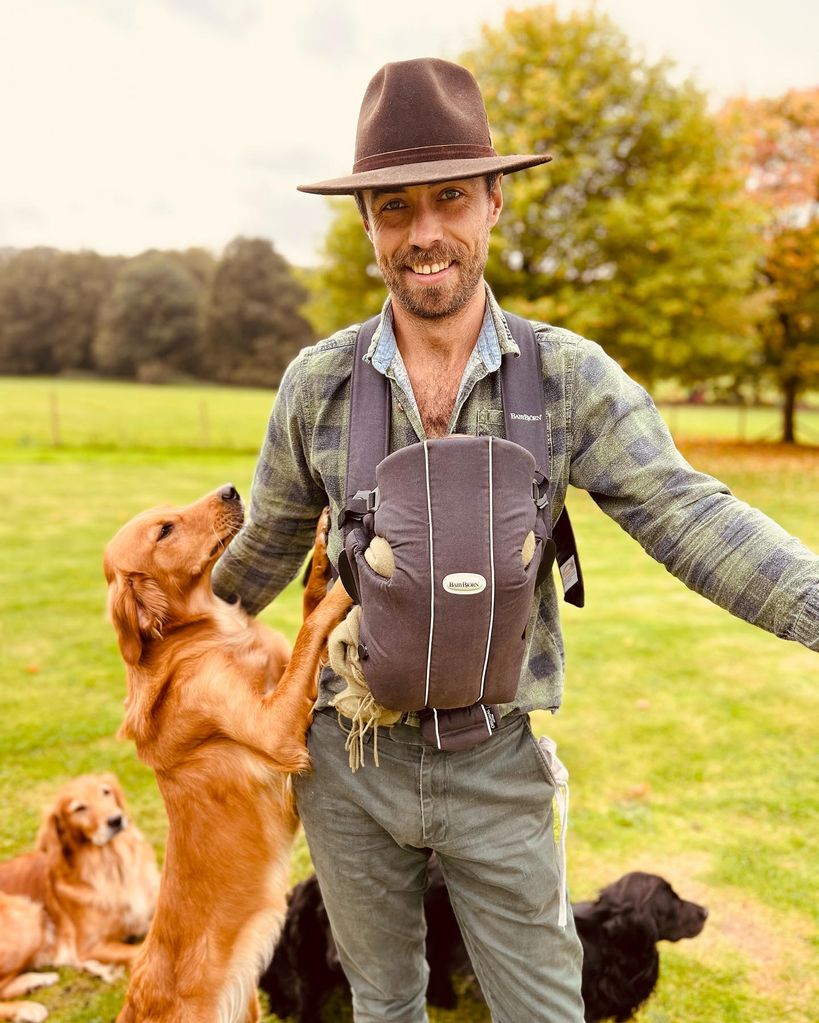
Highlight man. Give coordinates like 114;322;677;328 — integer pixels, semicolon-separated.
212;58;818;1023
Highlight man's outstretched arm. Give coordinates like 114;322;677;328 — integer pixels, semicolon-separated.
567;337;819;651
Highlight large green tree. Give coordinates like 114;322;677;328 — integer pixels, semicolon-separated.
202;237;314;388
464;5;762;385
93;251;205;381
306;5;762;387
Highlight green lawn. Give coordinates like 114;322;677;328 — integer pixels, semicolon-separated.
0;378;817;1022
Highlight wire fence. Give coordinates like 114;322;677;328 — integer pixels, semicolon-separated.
0;380;275;452
2;379;819;451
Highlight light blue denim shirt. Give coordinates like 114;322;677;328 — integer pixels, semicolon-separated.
365;287;510;439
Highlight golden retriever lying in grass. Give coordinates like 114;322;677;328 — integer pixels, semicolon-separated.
0;773;159;994
0;891;56;1022
104;486;351;1023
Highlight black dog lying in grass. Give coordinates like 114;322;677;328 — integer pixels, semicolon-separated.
259;861;707;1022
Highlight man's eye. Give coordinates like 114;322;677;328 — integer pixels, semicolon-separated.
380;199;405;212
440;188;463;200
158;523;174;540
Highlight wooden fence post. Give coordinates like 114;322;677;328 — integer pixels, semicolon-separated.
199;399;210;448
49;390;61;447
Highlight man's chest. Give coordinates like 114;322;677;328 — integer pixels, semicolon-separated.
412;368;463;439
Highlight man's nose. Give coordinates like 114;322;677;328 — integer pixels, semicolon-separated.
408;202;444;250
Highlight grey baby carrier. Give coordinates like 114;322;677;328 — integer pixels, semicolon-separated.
337;311;583;749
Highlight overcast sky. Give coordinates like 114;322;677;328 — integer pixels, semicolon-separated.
2;0;817;266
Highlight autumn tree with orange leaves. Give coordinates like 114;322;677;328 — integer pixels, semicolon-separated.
722;88;819;443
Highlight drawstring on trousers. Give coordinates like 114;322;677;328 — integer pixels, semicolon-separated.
538;735;570;929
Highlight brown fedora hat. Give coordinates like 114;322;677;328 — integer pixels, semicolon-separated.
298;57;552;195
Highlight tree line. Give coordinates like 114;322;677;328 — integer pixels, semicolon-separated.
0;237;314;388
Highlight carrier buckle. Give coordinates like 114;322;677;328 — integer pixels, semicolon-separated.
353;488;380;513
532;473;549;509
338;488;380;529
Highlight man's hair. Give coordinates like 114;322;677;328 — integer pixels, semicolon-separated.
355;172;499;223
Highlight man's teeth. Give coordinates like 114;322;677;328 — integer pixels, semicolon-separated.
411;260;452;275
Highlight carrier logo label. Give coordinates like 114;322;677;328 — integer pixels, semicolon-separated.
510;412;542;421
443;573;487;595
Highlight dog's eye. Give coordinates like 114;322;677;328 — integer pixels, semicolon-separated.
72;804;87;814
157;523;174;541
101;787;112;796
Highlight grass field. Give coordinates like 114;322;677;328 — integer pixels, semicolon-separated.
0;377;817;1022
3;376;819;450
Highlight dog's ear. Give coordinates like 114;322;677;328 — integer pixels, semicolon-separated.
603;909;659;948
108;574;144;664
595;913;660;1019
108;573;169;664
36;807;74;865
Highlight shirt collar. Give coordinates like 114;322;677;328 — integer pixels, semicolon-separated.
364;282;519;377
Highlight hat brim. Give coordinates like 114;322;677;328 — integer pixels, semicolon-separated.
297;153;552;195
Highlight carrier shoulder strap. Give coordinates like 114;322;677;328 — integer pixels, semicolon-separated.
335;316;385;600
502;312;584;607
341;310;584;607
341;315;387;530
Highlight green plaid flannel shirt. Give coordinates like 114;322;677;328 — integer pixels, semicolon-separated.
212;287;819;714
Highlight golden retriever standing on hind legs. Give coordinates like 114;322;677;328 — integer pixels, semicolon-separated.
104;485;351;1023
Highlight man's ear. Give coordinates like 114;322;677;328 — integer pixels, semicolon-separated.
355;189;371;237
488;173;503;227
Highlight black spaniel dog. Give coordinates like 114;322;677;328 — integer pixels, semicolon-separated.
259;865;707;1023
572;871;708;1022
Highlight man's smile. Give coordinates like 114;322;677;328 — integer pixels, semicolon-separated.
407;258;454;277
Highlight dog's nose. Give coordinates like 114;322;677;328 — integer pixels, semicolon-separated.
219;484;240;503
107;814;124;831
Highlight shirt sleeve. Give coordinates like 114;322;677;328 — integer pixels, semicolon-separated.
211;352;327;615
567;337;819;651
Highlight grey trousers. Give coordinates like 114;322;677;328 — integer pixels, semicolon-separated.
293;709;585;1023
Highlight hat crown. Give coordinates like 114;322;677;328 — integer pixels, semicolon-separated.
297;57;552;195
353;58;496;174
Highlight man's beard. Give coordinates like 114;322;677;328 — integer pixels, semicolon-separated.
376;226;490;321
